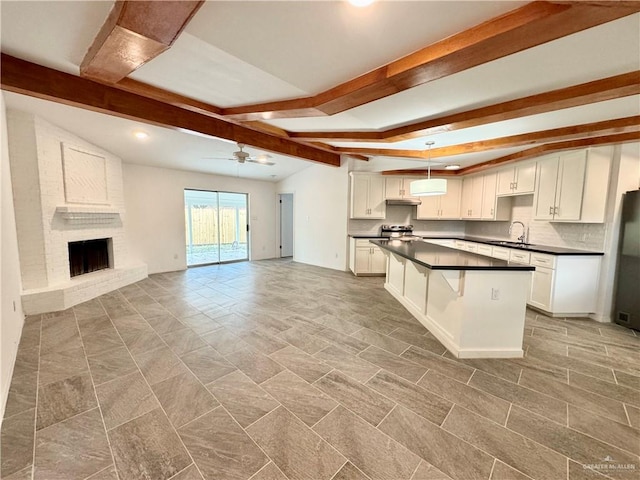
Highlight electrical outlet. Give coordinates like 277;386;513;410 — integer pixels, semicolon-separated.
491;288;500;300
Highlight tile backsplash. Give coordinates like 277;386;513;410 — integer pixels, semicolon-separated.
349;205;465;236
464;195;607;251
350;199;607;251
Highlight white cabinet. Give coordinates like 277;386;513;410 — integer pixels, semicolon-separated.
461;176;483;219
415;178;461;219
526;252;600;315
497;163;536;195
534;150;586;221
350;173;386;219
461;173;510;221
530;266;554;310
477;244;493;257
349;238;386;276
385;177;419;200
533;147;612;223
480;172;511;220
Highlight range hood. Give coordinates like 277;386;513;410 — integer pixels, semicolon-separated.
386;198;422;206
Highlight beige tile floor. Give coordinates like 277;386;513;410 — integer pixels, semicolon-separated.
1;259;639;480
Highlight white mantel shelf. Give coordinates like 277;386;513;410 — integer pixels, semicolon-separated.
55;205;122;224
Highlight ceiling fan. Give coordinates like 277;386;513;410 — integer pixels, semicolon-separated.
205;143;275;166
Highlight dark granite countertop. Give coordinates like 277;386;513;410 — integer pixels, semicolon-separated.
370;239;535;271
351;233;603;256
421;235;604;256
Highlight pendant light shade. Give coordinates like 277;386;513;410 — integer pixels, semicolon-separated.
410;141;447;196
410;178;447;196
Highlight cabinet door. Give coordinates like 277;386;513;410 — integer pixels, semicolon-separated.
403;178;421;200
514;163;536;194
350;175;370;218
496;168;515;195
555;150;587;221
530;266;554;310
385;177;403;200
415;195;440;219
461;176;483;218
354;248;371;273
370;246;387;274
440;178;462;219
534;157;559;220
368;175;386;218
480;172;498;219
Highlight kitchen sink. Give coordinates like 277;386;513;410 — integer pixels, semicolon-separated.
488;240;535;248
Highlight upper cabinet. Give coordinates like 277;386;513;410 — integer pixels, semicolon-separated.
461;172;511;221
350;173;386;219
385;177;419;200
461;176;484;219
496;162;536;195
533;146;612;223
415;178;462;220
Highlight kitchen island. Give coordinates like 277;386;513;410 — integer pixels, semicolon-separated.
371;239;535;359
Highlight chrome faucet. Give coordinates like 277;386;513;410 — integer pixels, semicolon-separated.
509;221;527;244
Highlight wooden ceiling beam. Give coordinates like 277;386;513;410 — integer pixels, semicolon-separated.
80;1;203;84
221;1;640;121
291;72;640;142
333;116;640;159
381;131;640;176
458;131;640;175
1;54;340;167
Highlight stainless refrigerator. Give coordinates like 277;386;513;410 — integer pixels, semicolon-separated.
614;189;640;330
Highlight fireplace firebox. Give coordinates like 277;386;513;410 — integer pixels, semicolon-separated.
68;238;111;277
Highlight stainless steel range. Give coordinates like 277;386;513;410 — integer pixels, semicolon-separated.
380;225;421;241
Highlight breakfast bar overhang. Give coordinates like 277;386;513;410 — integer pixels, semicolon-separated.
371;239;535;359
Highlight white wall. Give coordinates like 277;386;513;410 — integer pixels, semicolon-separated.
1;94;26;421
277;161;349;271
123;163;278;274
593;142;640;322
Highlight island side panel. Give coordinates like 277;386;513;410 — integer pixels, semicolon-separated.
455;270;530;358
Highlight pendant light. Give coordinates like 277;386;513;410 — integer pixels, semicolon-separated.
410;141;447;196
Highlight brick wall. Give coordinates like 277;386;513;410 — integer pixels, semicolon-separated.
7;111;146;314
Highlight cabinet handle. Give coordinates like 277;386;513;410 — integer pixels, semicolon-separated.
514;182;517;191
510;182;514;190
549;206;553;215
554;206;559;215
491;208;494;216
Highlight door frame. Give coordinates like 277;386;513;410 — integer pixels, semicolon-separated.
184;188;250;267
277;193;294;258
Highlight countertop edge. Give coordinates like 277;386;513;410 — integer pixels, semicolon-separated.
371;239;536;272
350;234;604;256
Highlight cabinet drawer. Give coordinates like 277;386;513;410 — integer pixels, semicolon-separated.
530;252;556;269
465;243;478;253
355;238;377;247
509;250;531;264
492;247;510;260
477;245;493;257
454;240;467;250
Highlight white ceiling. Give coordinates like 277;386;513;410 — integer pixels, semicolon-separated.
1;1;638;180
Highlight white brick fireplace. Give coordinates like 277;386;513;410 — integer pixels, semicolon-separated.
8;111;147;314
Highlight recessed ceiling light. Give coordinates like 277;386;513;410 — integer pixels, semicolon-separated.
133;131;149;140
445;164;461;170
348;0;374;7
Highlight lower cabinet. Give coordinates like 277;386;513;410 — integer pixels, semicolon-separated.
449;240;601;316
349;238;386;276
530;266;553;311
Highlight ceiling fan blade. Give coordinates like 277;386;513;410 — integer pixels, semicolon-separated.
246;159;275;166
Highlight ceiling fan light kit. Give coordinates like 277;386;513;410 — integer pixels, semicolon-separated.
410;141;447;196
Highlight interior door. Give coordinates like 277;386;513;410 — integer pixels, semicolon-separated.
280;193;294;257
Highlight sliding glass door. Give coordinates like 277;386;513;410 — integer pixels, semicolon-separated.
184;189;248;266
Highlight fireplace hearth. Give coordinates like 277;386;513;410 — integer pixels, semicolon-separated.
68;238;111;277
